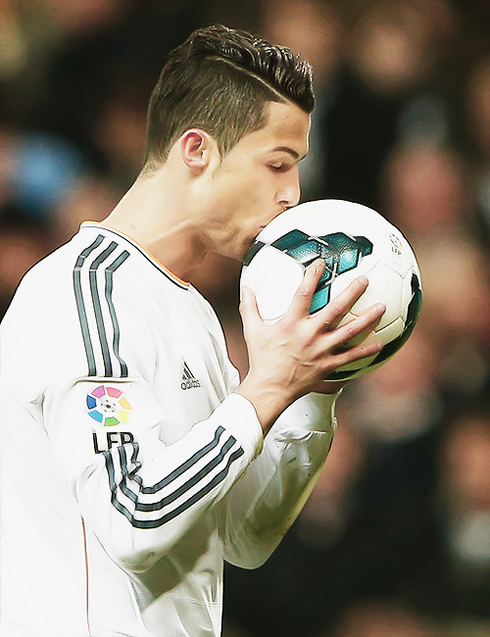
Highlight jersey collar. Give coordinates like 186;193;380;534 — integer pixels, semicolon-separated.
80;222;190;290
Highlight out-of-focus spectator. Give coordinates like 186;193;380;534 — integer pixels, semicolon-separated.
0;222;50;318
90;80;149;188
465;54;490;235
0;0;55;117
466;55;490;161
325;0;455;208
41;0;126;37
415;237;490;388
260;0;343;200
0;126;16;210
261;0;341;88
435;407;490;616
8;131;86;222
0;0;30;81
0;0;132;123
382;143;473;242
328;600;438;637
381;141;490;398
344;328;442;444
346;0;456;96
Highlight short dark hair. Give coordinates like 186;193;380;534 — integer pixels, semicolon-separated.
143;24;314;172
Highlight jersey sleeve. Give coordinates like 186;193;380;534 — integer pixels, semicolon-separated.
220;391;339;569
6;239;264;574
42;377;263;572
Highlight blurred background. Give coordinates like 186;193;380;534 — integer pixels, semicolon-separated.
1;0;490;635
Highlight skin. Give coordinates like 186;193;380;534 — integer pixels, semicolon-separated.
105;100;385;435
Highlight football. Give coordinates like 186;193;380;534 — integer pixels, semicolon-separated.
240;199;422;381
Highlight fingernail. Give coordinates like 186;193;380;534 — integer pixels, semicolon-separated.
315;259;325;274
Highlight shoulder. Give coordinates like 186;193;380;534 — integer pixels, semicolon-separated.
0;228;141;389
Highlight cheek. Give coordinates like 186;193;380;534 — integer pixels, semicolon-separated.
215;168;271;220
231;184;263;216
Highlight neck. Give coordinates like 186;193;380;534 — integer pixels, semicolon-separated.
103;171;209;281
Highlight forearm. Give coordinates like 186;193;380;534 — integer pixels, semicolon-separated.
84;395;263;571
46;379;263;572
221;392;339;568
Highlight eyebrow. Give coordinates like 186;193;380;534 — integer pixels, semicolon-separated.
271;146;305;160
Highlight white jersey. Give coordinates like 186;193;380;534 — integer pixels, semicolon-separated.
0;223;338;637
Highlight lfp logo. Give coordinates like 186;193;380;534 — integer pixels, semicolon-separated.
86;385;132;427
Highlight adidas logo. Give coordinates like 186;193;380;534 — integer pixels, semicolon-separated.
181;362;201;390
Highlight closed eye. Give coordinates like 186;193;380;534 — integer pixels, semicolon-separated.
269;163;291;172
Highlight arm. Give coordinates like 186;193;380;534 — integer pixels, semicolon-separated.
43;378;264;573
220;262;385;567
221;391;338;568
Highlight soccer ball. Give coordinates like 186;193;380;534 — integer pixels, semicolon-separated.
240;199;422;381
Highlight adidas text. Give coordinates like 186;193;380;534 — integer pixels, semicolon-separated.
181;378;201;390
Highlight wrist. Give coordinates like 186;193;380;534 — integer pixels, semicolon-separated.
234;374;294;436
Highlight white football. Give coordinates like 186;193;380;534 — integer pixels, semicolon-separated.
240;199;422;381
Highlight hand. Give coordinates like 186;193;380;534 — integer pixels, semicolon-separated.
235;259;385;434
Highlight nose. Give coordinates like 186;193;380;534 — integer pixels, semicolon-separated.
277;166;301;209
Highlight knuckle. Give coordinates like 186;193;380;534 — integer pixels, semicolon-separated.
346;324;356;338
327;300;343;317
297;284;311;299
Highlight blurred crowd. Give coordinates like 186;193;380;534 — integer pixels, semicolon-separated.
1;1;490;636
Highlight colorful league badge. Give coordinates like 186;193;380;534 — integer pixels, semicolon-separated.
86;385;132;427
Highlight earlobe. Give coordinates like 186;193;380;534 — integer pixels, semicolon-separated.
180;129;211;175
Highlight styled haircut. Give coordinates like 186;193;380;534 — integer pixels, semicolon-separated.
143;24;314;172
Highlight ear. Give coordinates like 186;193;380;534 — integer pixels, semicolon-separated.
180;129;216;175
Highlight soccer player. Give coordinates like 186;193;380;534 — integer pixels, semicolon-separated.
0;25;384;637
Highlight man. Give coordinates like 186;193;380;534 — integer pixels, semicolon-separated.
0;25;384;637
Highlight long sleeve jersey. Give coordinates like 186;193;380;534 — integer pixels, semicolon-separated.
0;223;338;637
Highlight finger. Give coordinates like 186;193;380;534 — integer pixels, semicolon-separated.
239;286;263;333
335;303;386;347
287;259;326;320
327;301;386;349
316;276;369;331
325;337;384;375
